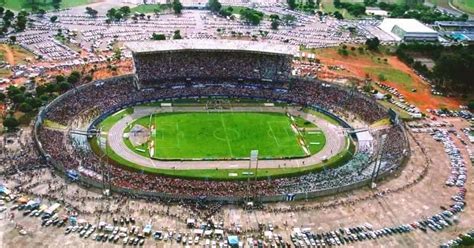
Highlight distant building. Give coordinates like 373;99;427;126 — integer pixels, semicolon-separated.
379;18;438;41
448;32;474;44
121;0;167;4
435;21;474;31
365;7;389;17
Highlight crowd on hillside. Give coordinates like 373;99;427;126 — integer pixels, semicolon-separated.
36;76;406;198
134;52;292;85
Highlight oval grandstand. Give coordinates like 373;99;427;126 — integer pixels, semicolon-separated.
33;41;409;202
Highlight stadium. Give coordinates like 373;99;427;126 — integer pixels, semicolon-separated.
33;40;408;202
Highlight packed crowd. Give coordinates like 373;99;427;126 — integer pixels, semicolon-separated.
134;51;292;85
36;75;406;198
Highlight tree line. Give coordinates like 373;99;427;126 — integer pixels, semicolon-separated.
396;43;474;96
1;71;91;131
332;0;468;22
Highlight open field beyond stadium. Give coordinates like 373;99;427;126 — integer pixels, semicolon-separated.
452;0;474;14
311;46;462;111
0;0;93;11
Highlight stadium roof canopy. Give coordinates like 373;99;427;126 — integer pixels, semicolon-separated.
126;39;298;56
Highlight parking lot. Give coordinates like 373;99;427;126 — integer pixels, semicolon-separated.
0;118;471;247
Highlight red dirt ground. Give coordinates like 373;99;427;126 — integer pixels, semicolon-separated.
313;48;462;111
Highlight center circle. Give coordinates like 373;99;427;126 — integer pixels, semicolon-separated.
213;128;241;141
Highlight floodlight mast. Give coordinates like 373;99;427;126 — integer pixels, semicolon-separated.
371;134;387;187
247;150;259;203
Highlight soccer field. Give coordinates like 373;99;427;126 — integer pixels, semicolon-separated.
131;112;325;160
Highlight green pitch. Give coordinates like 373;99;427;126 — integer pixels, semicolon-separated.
129;112;325;160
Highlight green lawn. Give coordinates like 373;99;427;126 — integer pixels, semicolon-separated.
91;135;351;181
0;0;93;11
365;67;414;89
96;138;355;181
91;104;353;180
130;4;171;13
453;0;474;14
128;112;324;160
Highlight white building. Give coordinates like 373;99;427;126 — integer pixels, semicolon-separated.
365;7;388;17
379;18;438;41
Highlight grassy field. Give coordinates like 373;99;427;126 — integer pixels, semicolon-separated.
319;0;405;19
364;67;414;89
0;44;35;65
0;0;93;11
126;112;325;160
91;105;352;180
452;0;474;14
96;135;352;180
130;4;171;13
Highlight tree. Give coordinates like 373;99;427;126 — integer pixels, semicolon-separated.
219;7;232;17
3;116;19;131
239;8;264;25
7;85;21;98
45;83;59;93
114;12;123;20
67;71;81;84
106;8;117;20
468;101;474;111
269;14;279;21
338;48;349;56
287;0;297;10
52;0;62;10
173;30;182;39
50;16;58;23
55;75;65;83
282;14;296;25
0;7;4;16
365;37;380;51
333;11;343;20
85;7;98;18
306;0;316;10
27;97;42;109
113;48;121;60
173;0;183;14
433;52;472;91
3;9;14;22
119;6;131;17
12;93;26;104
0;92;5;102
9;35;16;44
19;102;33;113
208;0;222;13
58;82;72;91
15;12;28;31
363;0;377;6
37;9;46;17
378;73;386;81
271;20;279;30
152;33;166;40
